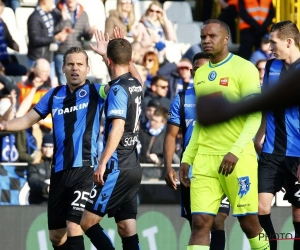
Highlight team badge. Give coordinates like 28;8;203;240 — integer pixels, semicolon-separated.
208;71;217;81
78;89;87;98
237;176;251;198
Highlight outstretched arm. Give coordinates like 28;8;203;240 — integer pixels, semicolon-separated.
0;109;41;132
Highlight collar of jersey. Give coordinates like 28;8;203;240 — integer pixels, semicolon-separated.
66;80;90;95
108;72;132;86
209;53;233;68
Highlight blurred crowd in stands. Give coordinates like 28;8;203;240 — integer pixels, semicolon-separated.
0;0;275;188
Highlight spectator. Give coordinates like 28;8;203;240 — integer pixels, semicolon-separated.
139;106;168;165
27;133;53;205
54;0;96;85
0;91;20;163
238;0;275;60
0;89;39;164
142;51;159;88
158;58;193;100
0;93;21;167
249;34;273;65
0;1;27;76
255;59;267;86
141;98;159;125
105;0;137;41
0;62;19;97
217;0;238;43
27;0;70;82
142;75;171;118
133;0;176;63
17;58;52;150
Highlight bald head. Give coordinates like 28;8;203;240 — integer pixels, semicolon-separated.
202;19;230;36
34;58;50;82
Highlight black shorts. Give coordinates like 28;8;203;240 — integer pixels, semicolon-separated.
180;184;230;222
85;167;142;223
258;152;300;207
48;166;94;230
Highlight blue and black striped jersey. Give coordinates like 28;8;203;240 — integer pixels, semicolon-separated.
103;73;142;170
34;81;106;172
167;88;196;150
262;59;300;157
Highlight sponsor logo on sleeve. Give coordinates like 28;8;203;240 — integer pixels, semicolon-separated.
113;87;119;96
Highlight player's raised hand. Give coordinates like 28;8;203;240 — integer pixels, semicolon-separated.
113;27;125;39
90;30;109;56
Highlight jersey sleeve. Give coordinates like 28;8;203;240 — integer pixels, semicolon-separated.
181;121;200;165
230;62;262;158
33;88;55;119
167;93;181;127
107;85;128;120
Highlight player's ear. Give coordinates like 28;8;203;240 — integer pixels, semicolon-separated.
287;38;292;48
107;58;112;66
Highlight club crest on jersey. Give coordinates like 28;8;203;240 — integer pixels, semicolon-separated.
219;77;229;86
237;176;251;198
78;89;87;98
208;71;217;81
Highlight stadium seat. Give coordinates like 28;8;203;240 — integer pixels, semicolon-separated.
174;22;201;45
78;0;106;33
165;41;182;63
15;7;35;42
1;7;17;34
19;0;37;7
228;30;240;54
163;1;193;24
104;0;117;17
134;0;152;21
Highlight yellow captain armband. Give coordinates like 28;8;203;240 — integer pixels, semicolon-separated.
99;84;108;99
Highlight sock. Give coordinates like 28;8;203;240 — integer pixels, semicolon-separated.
293;221;300;250
210;230;225;250
53;242;67;250
67;236;84;250
122;234;140;250
85;224;115;250
249;230;270;250
258;214;277;250
187;246;209;250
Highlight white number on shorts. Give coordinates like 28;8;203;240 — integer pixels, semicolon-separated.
221;197;229;205
294;189;300;198
71;191;90;208
89;185;98;199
